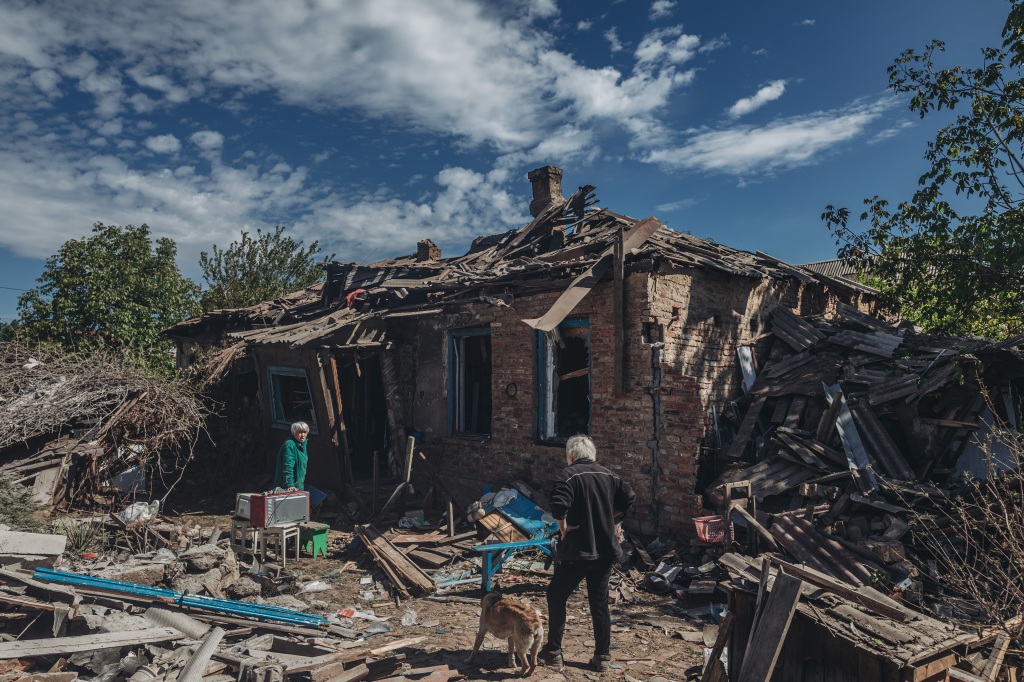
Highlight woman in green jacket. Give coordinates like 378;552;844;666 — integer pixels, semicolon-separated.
274;421;310;491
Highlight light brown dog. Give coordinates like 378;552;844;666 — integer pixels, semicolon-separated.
466;592;544;677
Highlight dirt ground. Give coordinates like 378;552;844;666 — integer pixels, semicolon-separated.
197;514;712;682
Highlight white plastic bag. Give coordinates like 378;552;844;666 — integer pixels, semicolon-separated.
119;501;159;524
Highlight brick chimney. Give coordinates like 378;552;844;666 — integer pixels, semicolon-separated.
527;166;564;218
416;238;441;261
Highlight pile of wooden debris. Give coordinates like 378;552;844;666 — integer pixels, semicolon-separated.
686;303;1024;680
0;343;208;510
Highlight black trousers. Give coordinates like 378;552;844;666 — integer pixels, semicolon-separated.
545;558;615;657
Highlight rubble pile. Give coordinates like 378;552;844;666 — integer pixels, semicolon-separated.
0;343;207;510
675;304;1024;680
0;513;453;682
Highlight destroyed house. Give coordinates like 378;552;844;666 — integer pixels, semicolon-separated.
166;166;877;536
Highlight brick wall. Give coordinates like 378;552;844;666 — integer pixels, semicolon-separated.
415;272;663;535
411;265;870;540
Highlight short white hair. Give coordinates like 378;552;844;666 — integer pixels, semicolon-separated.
566;434;596;463
291;421;310;436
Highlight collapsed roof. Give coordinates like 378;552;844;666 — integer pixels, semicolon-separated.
167;175;875;349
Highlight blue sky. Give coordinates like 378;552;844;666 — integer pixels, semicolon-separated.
0;0;1011;320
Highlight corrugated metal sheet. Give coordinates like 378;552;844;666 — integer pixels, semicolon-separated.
769;514;874;586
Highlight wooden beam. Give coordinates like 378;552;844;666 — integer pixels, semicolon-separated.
729;504;780;552
724;395;768;460
699;612;733;682
522;217;662;332
0;628;183;659
768;557;909;622
326;352;352;485
981;633;1010;681
737;572;803;682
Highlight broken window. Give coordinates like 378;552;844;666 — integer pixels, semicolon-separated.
449;328;492;435
538;318;591;441
268;366;318;432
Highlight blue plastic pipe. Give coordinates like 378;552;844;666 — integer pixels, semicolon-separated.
33;568;329;628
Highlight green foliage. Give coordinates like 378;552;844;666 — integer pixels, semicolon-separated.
824;1;1024;338
16;223;200;370
0;473;42;532
0;319;19;343
199;226;329;311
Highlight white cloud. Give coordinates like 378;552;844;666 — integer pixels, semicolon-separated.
727;79;787;118
190;130;223;150
526;0;559;18
798;19;815;26
636;26;701;65
577;19;592;31
649;0;675;20
699;34;730;53
655;198;695;212
144;134;181;153
642;101;891;176
605;27;624;53
0;0;758;268
751;48;769;57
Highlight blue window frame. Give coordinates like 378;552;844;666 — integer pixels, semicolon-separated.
448;328;492;435
537;318;591;441
267;366;319;433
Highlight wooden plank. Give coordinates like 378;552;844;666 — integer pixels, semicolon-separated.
768;557;909;622
699;612;733;682
355;525;434;595
523;217;662;332
904;651;958;681
737;572;803;682
323;664;368;682
0;628;182;659
981;632;1010;681
724;395;768;460
729;505;779;551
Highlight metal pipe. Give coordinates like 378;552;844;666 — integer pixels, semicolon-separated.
33;568;328;628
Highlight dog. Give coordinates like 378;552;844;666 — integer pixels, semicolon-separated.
466;591;544;677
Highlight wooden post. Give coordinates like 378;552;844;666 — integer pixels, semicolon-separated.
371;451;380;517
377;437;415;521
613;225;625;395
737;572;803;682
447;497;456;538
326;353;352;485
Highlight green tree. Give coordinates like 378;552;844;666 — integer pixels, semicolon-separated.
17;223;200;368
824;1;1024;338
199;226;329;311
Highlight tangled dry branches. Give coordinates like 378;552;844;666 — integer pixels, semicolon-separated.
0;341;209;505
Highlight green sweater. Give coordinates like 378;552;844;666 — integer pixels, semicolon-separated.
273;437;308;490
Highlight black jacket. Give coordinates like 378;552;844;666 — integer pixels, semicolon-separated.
549;460;635;561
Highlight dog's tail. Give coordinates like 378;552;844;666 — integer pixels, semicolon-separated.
531;623;544;665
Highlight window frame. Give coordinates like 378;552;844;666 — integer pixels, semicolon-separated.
448;327;493;436
537;317;592;442
267;366;319;433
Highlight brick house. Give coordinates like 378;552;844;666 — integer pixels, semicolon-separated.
167;166;876;537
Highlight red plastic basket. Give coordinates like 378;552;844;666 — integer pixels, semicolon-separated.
693;515;727;543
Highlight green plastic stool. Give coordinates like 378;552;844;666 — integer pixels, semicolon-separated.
299;522;329;558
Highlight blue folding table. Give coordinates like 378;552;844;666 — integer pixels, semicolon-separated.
470;492;558;591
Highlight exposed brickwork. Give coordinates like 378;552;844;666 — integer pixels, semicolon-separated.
403;265;871;540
